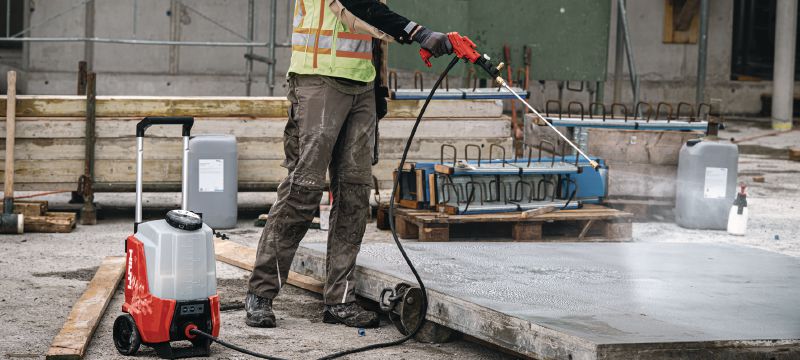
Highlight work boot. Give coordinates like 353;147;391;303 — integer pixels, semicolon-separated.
244;291;276;328
323;302;380;328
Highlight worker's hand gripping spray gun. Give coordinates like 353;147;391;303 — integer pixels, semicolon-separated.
421;33;601;170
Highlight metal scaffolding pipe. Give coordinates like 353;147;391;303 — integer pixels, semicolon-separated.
696;0;709;106
612;0;625;104
772;0;798;131
0;36;285;47
6;0;10;37
618;0;640;116
268;0;278;96
246;0;255;96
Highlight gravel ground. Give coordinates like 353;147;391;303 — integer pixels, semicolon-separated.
0;214;511;360
1;120;797;359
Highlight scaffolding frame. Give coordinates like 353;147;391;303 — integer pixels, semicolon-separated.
0;0;293;95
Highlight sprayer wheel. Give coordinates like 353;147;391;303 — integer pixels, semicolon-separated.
113;314;141;355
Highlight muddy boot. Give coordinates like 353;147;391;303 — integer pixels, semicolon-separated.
245;292;276;328
323;302;380;328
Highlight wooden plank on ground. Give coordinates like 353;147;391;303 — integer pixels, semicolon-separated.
26;212;77;233
213;238;324;294
46;256;125;360
0;96;503;119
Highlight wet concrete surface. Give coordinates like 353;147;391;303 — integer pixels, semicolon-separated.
301;241;800;345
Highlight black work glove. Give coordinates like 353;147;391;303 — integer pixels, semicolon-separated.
413;27;453;57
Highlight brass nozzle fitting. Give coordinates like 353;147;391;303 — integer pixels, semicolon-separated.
589;160;600;170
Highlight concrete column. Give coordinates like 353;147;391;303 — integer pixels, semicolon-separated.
772;0;798;131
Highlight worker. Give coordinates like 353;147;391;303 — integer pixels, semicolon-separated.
246;0;453;329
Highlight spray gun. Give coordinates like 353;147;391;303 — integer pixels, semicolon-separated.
420;33;600;170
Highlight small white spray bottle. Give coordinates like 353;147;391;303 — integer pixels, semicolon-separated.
727;183;748;235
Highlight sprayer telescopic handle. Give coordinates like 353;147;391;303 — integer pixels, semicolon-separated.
133;117;195;229
136;117;194;137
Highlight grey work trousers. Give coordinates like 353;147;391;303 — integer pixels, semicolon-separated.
248;75;376;305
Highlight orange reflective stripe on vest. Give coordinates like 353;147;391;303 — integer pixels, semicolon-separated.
292;29;373;61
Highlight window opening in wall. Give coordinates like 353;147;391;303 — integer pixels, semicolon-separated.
0;0;24;49
732;0;800;81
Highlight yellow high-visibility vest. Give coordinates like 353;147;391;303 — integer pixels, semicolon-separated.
288;0;376;82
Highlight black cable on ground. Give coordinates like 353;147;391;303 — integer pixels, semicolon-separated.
316;56;462;360
190;329;289;360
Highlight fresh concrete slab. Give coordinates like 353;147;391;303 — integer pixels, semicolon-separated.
292;241;800;359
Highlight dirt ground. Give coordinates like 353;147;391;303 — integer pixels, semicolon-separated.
0;119;797;359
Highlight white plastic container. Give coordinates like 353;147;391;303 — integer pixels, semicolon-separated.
136;220;217;300
675;139;739;230
187;135;238;229
727;184;748;235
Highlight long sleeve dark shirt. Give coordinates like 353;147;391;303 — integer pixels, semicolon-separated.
338;0;415;43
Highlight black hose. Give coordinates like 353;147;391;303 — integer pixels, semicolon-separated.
189;57;461;360
190;329;289;360
316;56;462;360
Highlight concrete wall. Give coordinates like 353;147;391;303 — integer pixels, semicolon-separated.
3;0;794;114
18;0;294;96
519;0;785;115
599;0;775;115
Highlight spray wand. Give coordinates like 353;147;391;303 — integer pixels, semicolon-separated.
421;33;600;170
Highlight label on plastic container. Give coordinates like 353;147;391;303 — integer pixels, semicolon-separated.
199;159;224;192
703;167;727;199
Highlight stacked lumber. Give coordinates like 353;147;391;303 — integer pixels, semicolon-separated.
0;200;77;233
0;96;512;192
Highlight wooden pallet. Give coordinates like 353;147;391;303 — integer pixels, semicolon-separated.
392;204;633;242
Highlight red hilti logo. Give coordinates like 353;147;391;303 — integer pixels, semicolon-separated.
127;249;134;290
